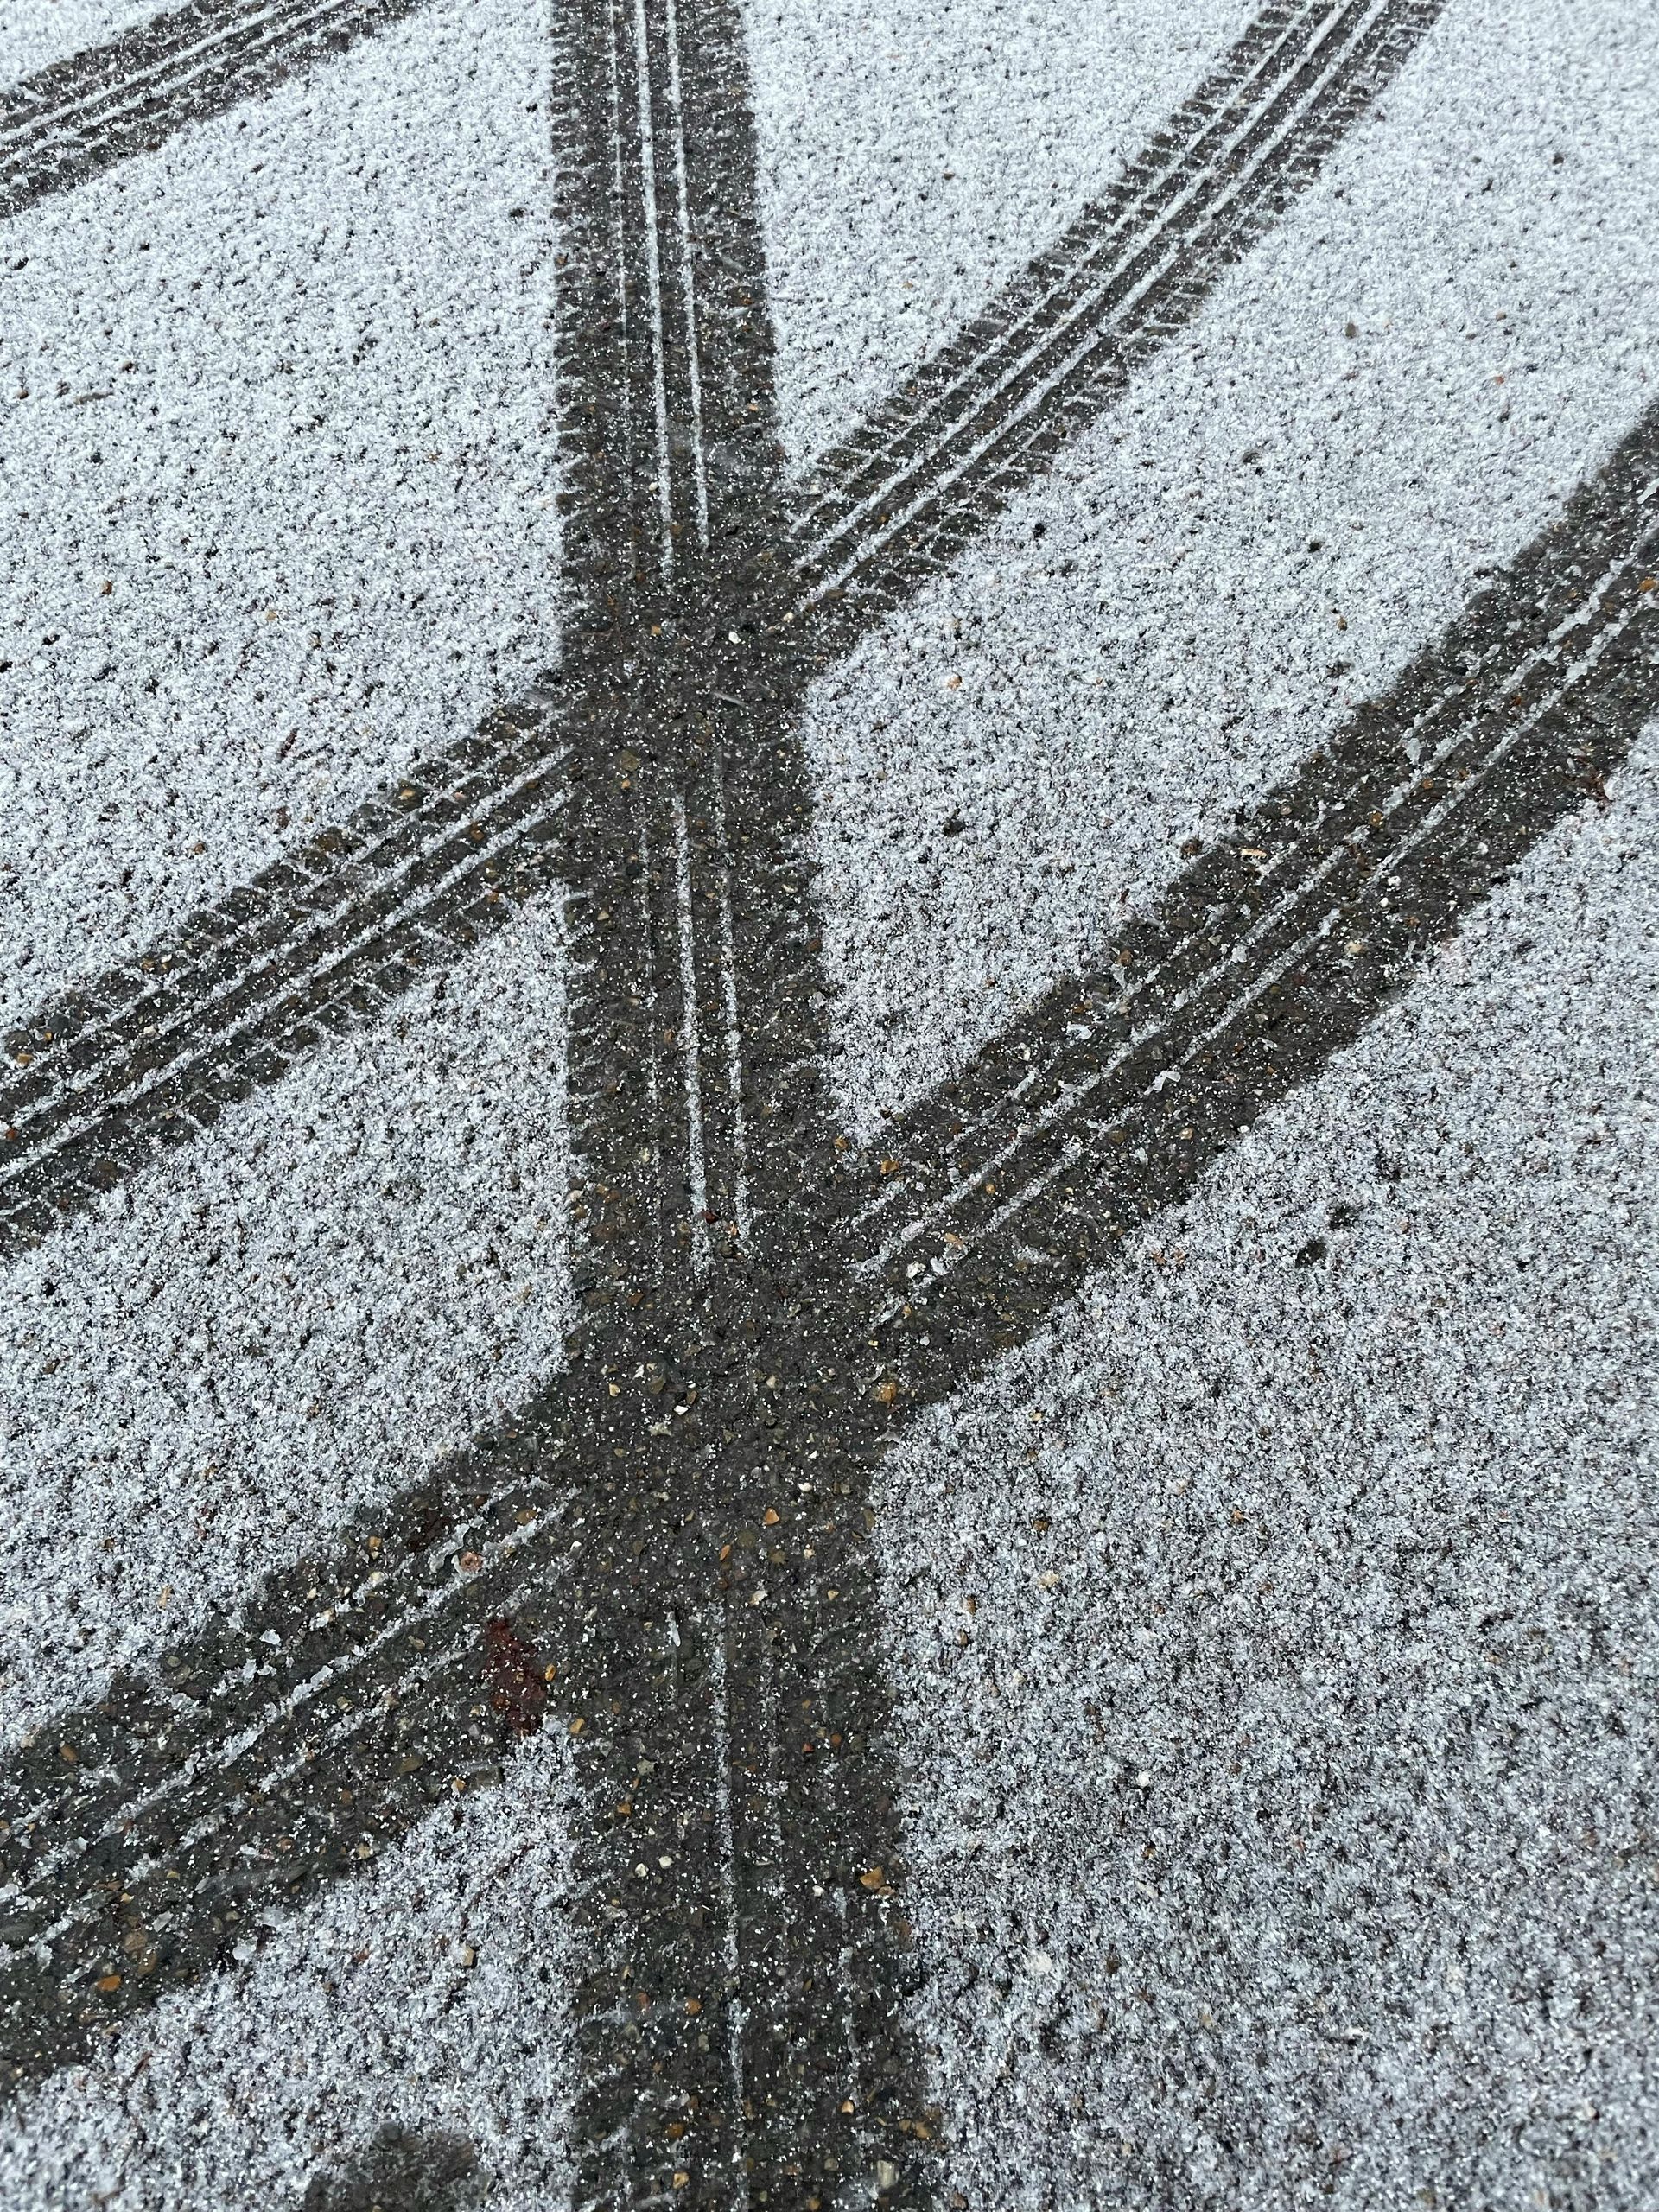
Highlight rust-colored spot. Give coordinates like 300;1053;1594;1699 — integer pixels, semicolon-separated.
762;1507;780;1528
96;1974;122;1993
685;1997;702;2015
483;1618;547;1738
859;1867;886;1891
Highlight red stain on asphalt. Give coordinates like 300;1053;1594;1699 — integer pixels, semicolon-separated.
483;1618;547;1737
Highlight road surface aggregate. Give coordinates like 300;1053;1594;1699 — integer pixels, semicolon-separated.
0;0;1655;2206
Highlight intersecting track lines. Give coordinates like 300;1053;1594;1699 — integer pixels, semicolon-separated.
0;0;1446;1262
8;0;932;2196
3;411;1655;2195
5;0;1647;2203
0;0;437;219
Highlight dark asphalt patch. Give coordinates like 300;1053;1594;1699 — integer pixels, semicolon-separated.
302;2123;486;2212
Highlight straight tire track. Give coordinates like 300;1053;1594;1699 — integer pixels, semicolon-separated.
479;0;925;2191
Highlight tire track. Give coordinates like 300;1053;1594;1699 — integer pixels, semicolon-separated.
0;0;1440;1261
841;406;1659;1389
0;0;437;219
494;0;925;2191
3;394;1653;2187
787;0;1445;644
0;687;572;1249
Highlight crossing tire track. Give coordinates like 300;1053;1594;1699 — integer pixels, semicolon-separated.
0;0;1440;1255
3;406;1653;2133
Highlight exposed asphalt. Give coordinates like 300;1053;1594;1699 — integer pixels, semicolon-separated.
0;0;1655;2205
